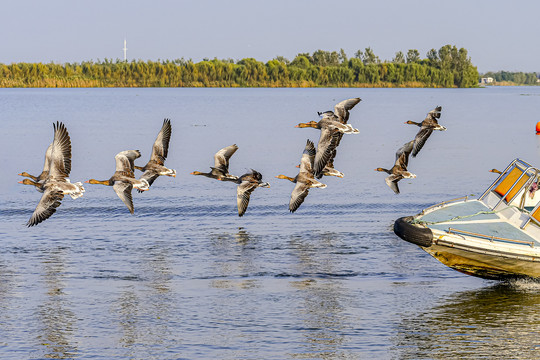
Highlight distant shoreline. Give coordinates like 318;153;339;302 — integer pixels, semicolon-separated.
0;47;479;88
0;80;450;89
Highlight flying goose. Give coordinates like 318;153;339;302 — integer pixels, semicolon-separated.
275;139;326;212
191;144;239;181
405;106;445;157
375;140;416;194
85;150;149;214
236;169;270;217
135;118;176;191
20;122;84;226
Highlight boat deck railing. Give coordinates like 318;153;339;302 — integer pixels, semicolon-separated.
480;159;539;210
447;227;535;247
478;158;540;230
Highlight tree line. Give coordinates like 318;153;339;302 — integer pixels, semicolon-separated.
0;45;479;88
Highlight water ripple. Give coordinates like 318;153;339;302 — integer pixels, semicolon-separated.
0;200;434;219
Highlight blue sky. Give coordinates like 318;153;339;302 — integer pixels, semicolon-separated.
2;0;539;73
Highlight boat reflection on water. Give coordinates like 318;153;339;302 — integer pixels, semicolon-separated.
393;281;540;358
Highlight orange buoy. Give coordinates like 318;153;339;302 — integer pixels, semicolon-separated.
536;122;540;134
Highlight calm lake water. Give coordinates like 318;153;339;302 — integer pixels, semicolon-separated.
1;87;540;359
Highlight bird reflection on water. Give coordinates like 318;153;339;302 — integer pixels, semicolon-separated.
36;247;78;359
111;241;174;356
287;232;356;359
208;228;261;290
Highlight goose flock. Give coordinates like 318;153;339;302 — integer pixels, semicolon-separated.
375;106;446;194
18;99;446;226
276;98;362;212
19;120;174;226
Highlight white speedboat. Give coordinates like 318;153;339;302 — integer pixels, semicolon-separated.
394;158;540;280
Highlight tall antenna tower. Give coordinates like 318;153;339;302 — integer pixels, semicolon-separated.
123;38;128;61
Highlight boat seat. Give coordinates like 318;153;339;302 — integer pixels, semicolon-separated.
494;167;530;203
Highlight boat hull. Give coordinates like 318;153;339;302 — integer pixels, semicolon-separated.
423;243;540;280
394;215;540;280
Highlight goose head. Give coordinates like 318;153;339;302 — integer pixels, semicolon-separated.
18;178;40;186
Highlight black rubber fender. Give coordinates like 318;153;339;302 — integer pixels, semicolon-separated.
394;216;433;247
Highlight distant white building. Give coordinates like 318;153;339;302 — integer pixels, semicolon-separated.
480;77;494;84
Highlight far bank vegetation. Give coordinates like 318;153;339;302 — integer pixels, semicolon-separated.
0;45;479;88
